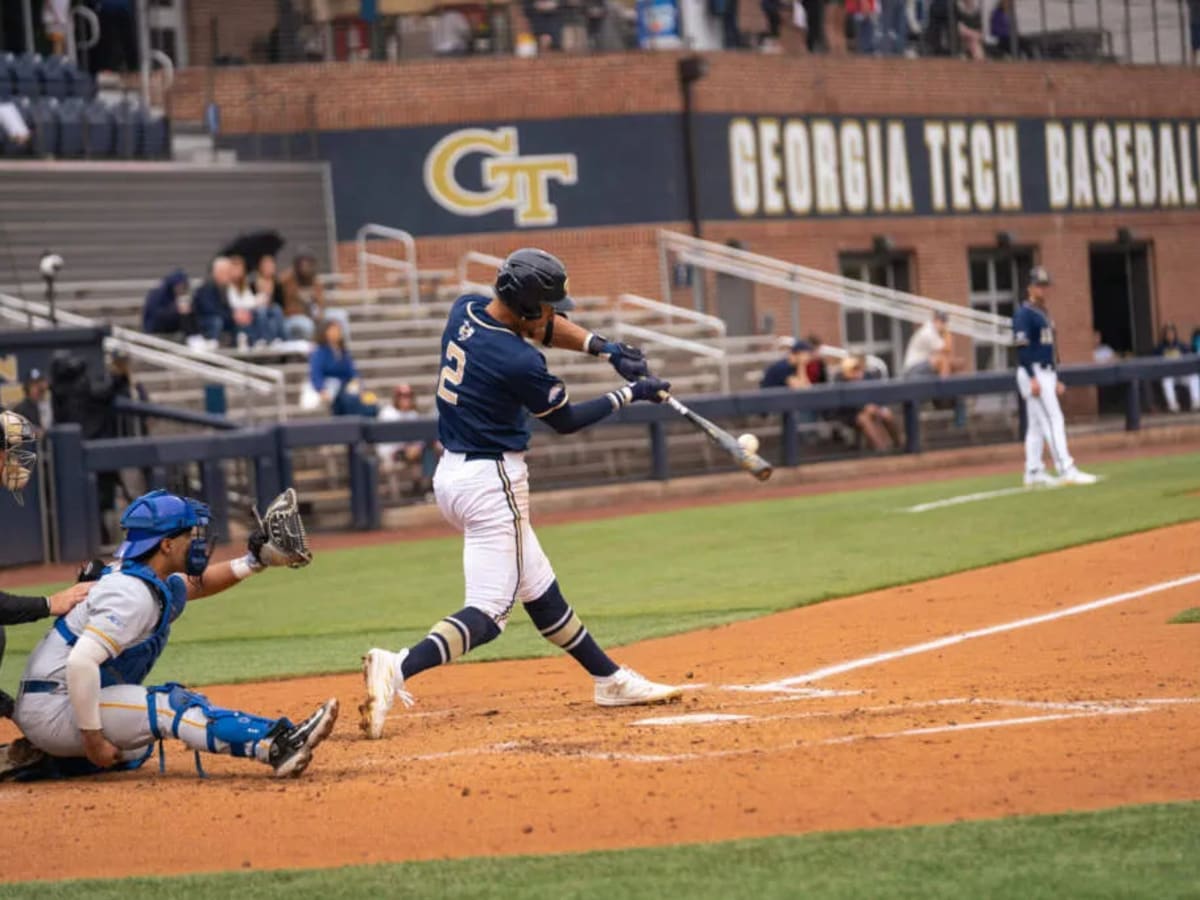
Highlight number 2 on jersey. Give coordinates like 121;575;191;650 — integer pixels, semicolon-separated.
438;341;467;405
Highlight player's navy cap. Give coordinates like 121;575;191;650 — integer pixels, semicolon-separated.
1029;266;1052;286
791;339;813;352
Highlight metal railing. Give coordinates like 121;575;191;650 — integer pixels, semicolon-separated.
659;231;1013;347
615;292;731;392
356;224;420;303
0;292;287;422
457;251;504;297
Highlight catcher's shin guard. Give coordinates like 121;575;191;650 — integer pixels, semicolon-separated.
146;683;287;767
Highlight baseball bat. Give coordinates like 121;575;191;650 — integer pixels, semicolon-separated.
662;394;773;482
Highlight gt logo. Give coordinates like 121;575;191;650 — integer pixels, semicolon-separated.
423;127;578;227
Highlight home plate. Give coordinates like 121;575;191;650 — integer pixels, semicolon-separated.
632;713;751;726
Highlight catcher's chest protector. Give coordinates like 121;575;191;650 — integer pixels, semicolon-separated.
54;561;188;687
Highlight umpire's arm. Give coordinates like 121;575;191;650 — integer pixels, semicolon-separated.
0;583;93;626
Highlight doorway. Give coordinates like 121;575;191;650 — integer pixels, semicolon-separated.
1090;243;1153;357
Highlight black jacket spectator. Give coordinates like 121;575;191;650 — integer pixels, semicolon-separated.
142;269;192;335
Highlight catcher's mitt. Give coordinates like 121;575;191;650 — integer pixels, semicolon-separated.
249;488;313;569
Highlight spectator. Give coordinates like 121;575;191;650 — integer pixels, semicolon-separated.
191;257;234;347
0;101;30;148
989;0;1014;54
433;8;473;54
878;0;907;54
12;369;52;434
1192;326;1200;354
280;249;349;341
833;355;902;451
1155;323;1200;414
227;255;260;348
142;269;195;338
524;0;564;49
1191;0;1200;65
846;0;877;52
1092;331;1116;364
250;254;289;344
109;350;150;439
761;339;814;389
306;319;377;417
377;384;440;498
804;334;829;384
762;0;783;40
902;311;963;378
954;0;985;58
802;0;828;51
93;0;140;73
42;0;70;56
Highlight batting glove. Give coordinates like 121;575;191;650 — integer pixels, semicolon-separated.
629;377;671;403
587;333;651;381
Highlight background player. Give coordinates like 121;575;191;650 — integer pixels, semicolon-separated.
1;488;337;780
1013;266;1096;487
360;248;681;740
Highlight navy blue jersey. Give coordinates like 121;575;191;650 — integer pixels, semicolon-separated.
760;358;795;389
1013;301;1056;373
435;294;569;454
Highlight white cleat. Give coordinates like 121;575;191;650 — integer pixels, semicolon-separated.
358;648;414;740
594;667;684;708
1059;468;1098;486
1023;471;1059;488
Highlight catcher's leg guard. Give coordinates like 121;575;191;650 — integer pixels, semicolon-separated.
523;581;618;677
147;683;288;763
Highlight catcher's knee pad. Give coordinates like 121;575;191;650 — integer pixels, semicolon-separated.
146;683;285;758
523;581;588;650
428;607;501;664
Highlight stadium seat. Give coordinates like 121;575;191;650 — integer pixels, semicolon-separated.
142;111;171;159
0;54;13;101
40;56;70;100
83;98;116;158
29;97;60;157
67;67;97;101
113;101;143;158
58;97;86;158
13;53;42;99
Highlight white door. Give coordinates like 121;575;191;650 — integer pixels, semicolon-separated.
148;0;189;67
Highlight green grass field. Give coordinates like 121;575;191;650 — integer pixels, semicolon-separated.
3;451;1199;895
3;450;1199;694
1168;607;1200;624
3;802;1197;899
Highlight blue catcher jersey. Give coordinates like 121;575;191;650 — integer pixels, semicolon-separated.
435;294;570;454
1013;301;1056;372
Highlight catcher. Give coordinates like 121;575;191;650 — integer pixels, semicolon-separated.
0;487;337;781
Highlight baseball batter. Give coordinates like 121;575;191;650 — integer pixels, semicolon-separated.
1013;266;1096;487
1;488;338;780
360;248;681;739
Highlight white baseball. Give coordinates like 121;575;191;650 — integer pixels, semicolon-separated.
737;433;759;455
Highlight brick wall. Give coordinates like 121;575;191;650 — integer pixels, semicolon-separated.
169;54;1200;368
186;0;281;67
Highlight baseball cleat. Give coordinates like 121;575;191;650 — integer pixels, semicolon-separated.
1023;471;1059;488
268;697;339;778
1059;468;1098;485
359;648;414;740
594;667;684;708
0;738;47;782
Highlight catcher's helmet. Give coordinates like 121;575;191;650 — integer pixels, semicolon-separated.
0;410;36;504
495;248;576;320
116;489;212;575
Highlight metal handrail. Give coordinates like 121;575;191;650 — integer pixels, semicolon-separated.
614;293;729;393
356;224;419;304
67;5;101;66
659;230;1012;347
0;293;287;422
149;48;175;93
457;250;503;297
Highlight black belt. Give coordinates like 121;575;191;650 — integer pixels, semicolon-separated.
465;451;504;461
19;679;61;695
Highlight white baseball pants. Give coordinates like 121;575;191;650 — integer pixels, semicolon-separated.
1161;374;1200;412
1016;365;1075;477
433;450;557;627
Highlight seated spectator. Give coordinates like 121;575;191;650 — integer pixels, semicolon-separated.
142;269;195;337
1192;326;1200;354
227;254;285;348
761;339;814;389
833;355;902;451
1155;323;1200;413
954;0;984;58
190;257;235;347
0;101;30;148
878;0;908;54
280;249;349;341
306;320;377;417
377;384;441;498
524;0;564;50
926;0;982;57
43;0;70;56
432;8;473;55
12;368;52;434
1092;330;1116;363
902;311;963;378
846;0;877;52
989;0;1014;54
805;334;829;384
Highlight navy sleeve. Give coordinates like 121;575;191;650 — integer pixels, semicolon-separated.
541;395;620;435
512;352;570;419
0;590;50;626
1012;307;1030;346
309;347;326;391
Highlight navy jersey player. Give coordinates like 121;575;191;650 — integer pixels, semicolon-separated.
1013;266;1096;487
360;248;682;739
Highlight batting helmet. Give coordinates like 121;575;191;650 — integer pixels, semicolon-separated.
116;489;213;576
0;410;36;504
495;248;576;321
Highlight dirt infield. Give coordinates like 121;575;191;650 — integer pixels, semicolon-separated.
3;522;1200;884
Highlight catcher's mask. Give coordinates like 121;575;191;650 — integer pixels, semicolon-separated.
116;489;213;576
0;410;37;505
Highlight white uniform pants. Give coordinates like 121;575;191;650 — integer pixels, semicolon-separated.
433;451;556;627
14;685;229;762
1161;374;1200;412
1016;365;1075;476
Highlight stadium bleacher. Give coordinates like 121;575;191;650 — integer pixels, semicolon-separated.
0;52;168;160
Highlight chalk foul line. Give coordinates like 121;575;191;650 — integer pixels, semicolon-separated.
904;477;1102;514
